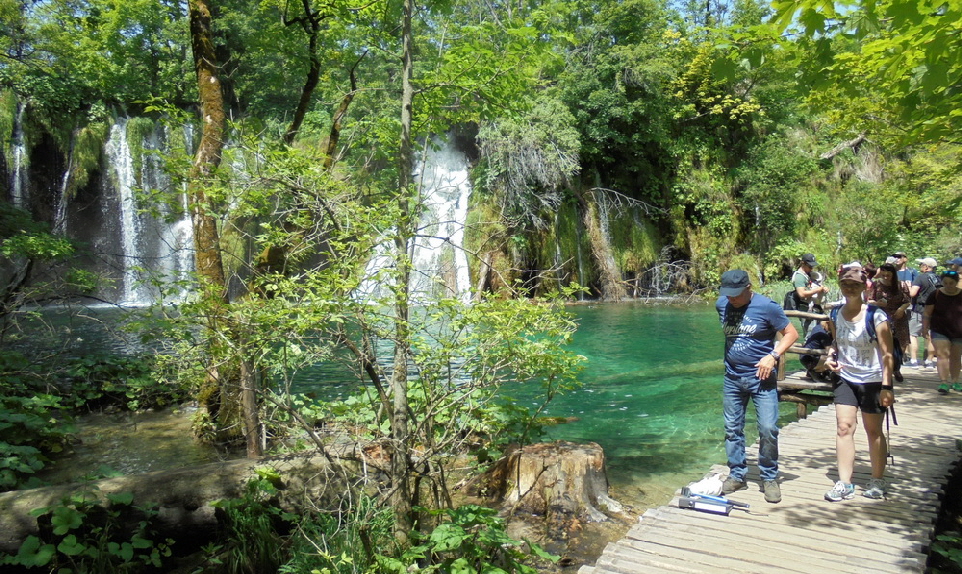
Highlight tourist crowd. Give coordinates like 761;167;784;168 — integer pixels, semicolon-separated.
715;251;962;504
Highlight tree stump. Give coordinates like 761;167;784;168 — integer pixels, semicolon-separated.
472;440;623;527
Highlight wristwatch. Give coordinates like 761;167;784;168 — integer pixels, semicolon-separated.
769;350;780;361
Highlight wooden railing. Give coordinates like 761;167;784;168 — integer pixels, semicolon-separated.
776;310;834;418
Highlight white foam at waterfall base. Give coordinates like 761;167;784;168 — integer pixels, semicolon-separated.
357;137;473;304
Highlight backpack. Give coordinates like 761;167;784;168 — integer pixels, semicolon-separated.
783;270;808;311
782;289;799;311
829;305;903;368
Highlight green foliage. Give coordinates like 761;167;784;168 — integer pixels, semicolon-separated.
211;469;297;574
377;505;556;574
932;531;962;571
0;393;71;491
63;354;190;412
773;0;962;147
735;134;820;254
477;95;581;230
0;489;173;573
278;495;395;574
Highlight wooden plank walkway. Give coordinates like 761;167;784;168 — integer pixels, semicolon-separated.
580;366;962;574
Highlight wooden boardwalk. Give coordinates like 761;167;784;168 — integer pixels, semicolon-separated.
580;366;962;574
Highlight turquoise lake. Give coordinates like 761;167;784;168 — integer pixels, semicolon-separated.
525;303;801;508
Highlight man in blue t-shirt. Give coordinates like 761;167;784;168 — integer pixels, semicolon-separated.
715;269;799;504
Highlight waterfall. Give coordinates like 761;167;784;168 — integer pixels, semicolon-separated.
53;162;71;235
357;136;474;304
10;102;27;208
101;118;194;306
104;119;144;304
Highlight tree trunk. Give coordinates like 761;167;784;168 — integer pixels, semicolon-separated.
470;441;624;531
388;0;417;544
188;0;228;297
188;0;261;456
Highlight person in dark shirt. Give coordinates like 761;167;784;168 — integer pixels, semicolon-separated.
910;258;940;368
799;321;837;382
923;270;962;393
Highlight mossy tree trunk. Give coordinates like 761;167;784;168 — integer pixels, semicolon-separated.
188;0;262;457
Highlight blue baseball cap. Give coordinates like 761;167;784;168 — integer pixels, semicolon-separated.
720;269;750;297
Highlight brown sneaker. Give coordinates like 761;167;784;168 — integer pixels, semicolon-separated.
722;477;747;494
763;480;782;503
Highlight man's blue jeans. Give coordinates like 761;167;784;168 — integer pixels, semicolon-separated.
723;375;779;482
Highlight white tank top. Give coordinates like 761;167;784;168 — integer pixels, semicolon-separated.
836;306;887;384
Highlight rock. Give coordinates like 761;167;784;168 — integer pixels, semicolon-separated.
0;450;362;554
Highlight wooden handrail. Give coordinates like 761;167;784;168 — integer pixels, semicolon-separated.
784;310;830;321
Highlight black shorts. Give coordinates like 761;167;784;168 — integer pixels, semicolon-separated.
833;379;885;414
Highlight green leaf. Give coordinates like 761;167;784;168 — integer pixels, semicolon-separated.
51;506;84;535
107;491;134;506
14;536;55;567
57;534;87;556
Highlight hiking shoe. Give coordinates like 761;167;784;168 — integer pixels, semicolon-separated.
863;477;886;499
908;359;919;367
824;481;855;502
894;369;904;382
722;477;747;494
763;480;781;503
924;360;935;370
939;383;950;394
953;383;962;392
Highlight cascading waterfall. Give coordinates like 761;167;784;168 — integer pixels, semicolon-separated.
105;119;144;305
357;136;474;304
53;149;72;235
410;139;473;303
101;118;194;306
10;102;27;208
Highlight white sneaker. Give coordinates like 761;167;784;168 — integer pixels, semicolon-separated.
908;359;919;367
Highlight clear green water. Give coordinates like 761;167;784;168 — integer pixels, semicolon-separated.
30;303;801;511
521;303;799;508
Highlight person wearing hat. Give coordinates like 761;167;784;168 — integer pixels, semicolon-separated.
716;269;799;503
792;254;829;337
910;257;940;368
945;257;962;272
922;269;962;393
823;266;896;501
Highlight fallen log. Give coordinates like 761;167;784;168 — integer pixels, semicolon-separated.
0;450;364;554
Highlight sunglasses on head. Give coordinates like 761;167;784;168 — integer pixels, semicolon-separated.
943;271;960;279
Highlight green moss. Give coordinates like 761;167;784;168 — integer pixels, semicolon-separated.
0;91;15;158
68;120;110;198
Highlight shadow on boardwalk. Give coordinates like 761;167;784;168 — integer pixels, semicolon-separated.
580;366;962;574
